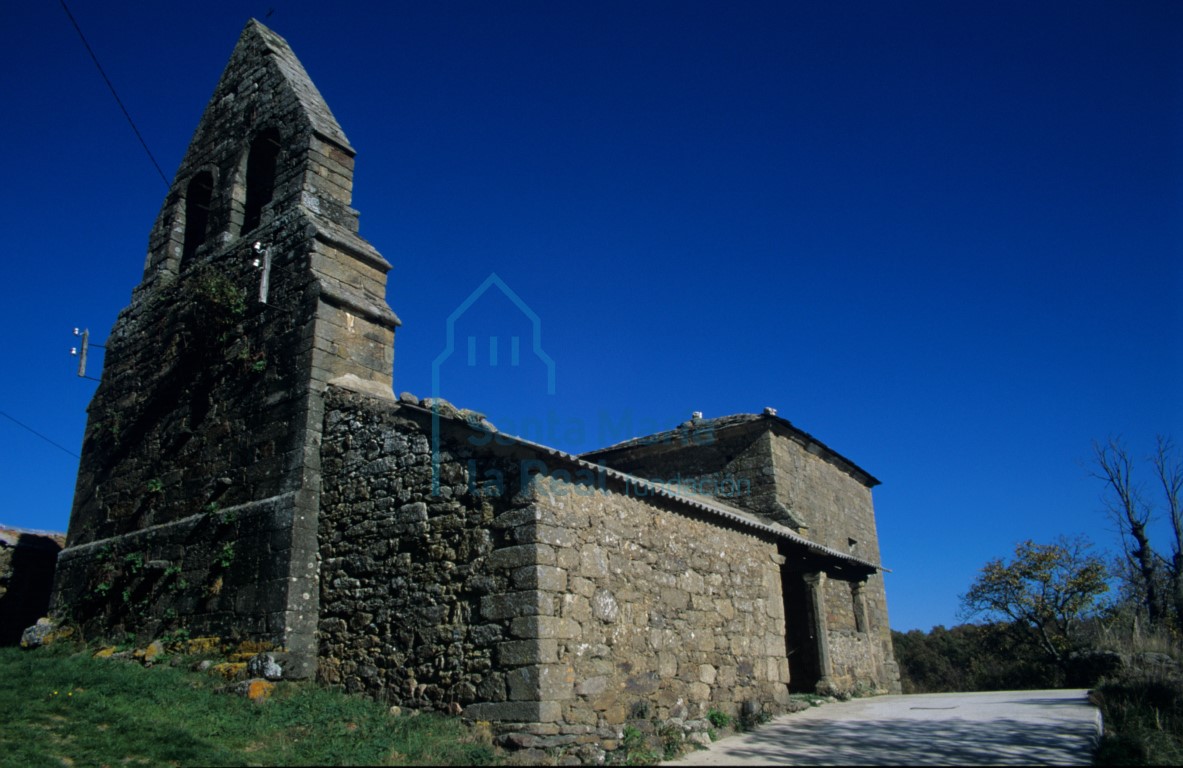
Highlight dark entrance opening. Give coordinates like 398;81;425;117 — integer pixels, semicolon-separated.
782;566;822;693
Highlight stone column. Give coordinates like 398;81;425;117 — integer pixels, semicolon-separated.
851;578;869;634
803;572;834;692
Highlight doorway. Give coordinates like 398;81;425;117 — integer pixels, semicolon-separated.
781;568;822;693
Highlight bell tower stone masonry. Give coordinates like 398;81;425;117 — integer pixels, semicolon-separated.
52;20;398;676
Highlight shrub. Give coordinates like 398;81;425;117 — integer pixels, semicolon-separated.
1094;669;1183;765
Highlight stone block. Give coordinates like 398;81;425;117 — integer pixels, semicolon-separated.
591;588;619;623
487;543;555;571
555;547;580;569
512;565;568;592
575;675;610;696
463;701;561;722
510;615;582;639
482;591;551;621
568;576;596;598
660;587;689;610
562;594;592;624
578;546;608;578
508;664;574;701
563;704;599;725
528;524;577;548
498;639;559;666
677;569;706;595
491;507;541;530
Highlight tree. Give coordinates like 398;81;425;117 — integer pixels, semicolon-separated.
1093;436;1182;628
1155;437;1183;627
960;537;1109;664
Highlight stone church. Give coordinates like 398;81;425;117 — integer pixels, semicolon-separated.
51;19;899;757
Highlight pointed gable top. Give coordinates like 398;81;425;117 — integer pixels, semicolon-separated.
237;19;352;152
139;19;379;291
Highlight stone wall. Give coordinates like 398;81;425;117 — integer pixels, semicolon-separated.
52;496;303;648
318;389;795;759
585;416;900;695
767;431;899;692
318;388;534;708
522;474;791;734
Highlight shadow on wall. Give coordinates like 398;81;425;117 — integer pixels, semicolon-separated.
0;531;64;645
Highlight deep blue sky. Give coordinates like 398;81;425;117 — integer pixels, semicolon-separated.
1;1;1179;632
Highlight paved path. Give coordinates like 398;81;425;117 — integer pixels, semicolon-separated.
666;690;1101;766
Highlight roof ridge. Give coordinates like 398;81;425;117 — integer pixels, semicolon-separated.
380;397;881;570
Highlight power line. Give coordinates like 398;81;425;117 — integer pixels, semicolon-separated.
0;410;80;460
59;0;170;188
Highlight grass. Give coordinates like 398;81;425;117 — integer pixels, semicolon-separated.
0;643;498;766
1094;670;1183;766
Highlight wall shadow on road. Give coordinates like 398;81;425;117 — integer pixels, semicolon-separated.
706;713;1097;766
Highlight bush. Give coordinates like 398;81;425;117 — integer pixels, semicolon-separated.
1094;670;1183;765
706;708;732;729
893;623;1063;693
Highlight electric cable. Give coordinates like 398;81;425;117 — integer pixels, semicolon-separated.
0;410;80;459
59;0;170;188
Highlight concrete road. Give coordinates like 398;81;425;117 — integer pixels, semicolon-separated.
666;690;1101;766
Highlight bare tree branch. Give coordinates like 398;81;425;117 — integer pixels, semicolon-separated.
1154;436;1183;626
1093;437;1165;625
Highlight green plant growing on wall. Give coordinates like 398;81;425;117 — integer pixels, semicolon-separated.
617;725;660;766
145;478;163;494
707;708;732;729
162;564;189;594
657;720;684;760
123;552;145;575
91;415;122;447
193;269;247;319
189;267;249;348
215;543;236;569
159;626;191;646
